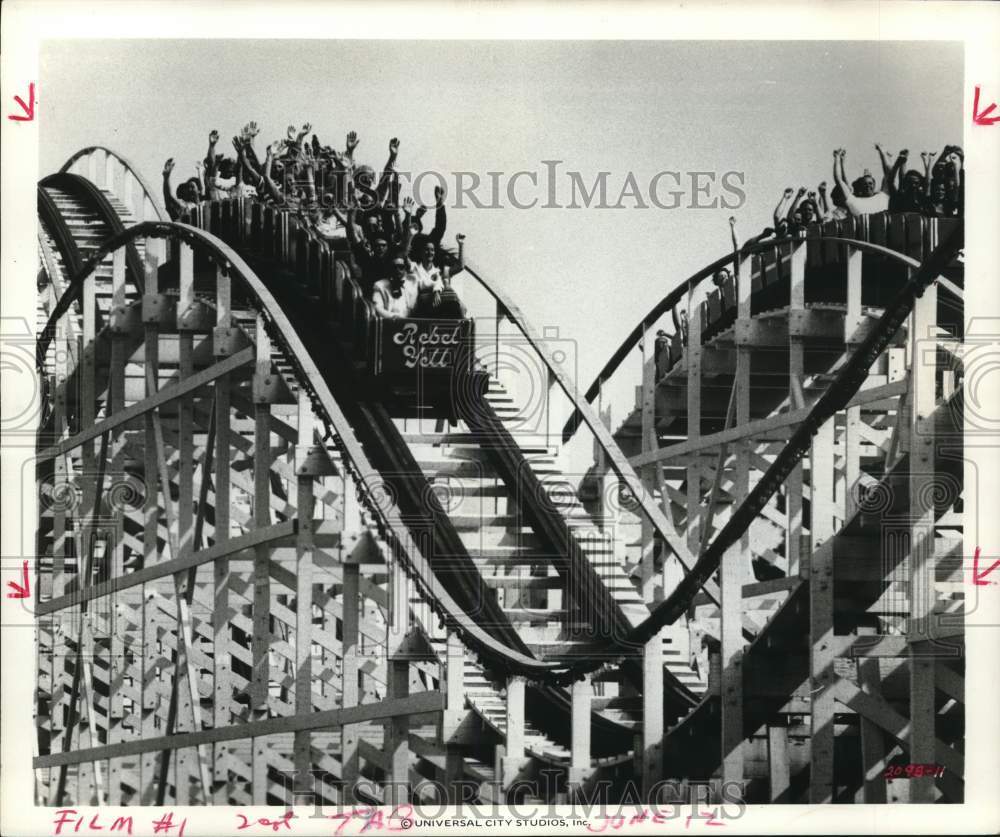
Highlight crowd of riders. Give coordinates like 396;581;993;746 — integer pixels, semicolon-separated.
656;142;964;378
162;123;464;319
770;143;964;235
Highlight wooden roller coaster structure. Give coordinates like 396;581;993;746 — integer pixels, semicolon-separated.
32;146;966;807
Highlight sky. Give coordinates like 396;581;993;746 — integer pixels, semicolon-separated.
39;39;963;418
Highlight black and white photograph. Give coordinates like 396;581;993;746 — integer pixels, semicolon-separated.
2;2;999;834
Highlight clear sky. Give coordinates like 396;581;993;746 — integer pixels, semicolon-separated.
40;39;962;414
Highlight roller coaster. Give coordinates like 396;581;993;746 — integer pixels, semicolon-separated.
32;145;966;807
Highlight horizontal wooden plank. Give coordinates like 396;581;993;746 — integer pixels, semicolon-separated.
631;379;907;466
37;519;296;614
35;691;445;768
37;347;254;463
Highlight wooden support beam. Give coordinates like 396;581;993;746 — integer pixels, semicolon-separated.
809;426;837;803
386;559;410;806
843;248;864;521
35;692;446;769
441;632;466;803
38;521;297;614
787;240;808;579
831;679;963;777
251;313;274;804
36;348;254;464
106;244;128;806
568;676;592;797
686;292;703;555
503;675;526;789
857;632;888;803
140;590;159;805
721;352;749;785
138;252;163;804
171;242;212;802
47;313;70;804
630;379;907;467
293;390;316;803
212;265;233;803
767;724;790;802
642;628;665;798
908;281;938;803
341;556;361;803
639;324;657;602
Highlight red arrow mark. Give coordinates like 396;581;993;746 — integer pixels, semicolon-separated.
972;85;999;127
972;546;1000;586
8;82;35;122
6;560;30;599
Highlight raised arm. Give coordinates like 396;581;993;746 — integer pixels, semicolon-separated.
816;181;830;219
891;149;908;195
874;144;894;194
231;137;247;189
920;152;936;198
832;148;849;196
240;121;262;173
296;144;319;205
428;185;447;247
205;130;220;179
728;216;741;280
398;196;415;256
259;141;285;203
773;187;793;227
195;160;206;198
345;131;360;167
377;137;400;205
161;158;185;221
786;187;806;222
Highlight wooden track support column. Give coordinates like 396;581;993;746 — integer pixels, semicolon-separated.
385;557;411;806
721;251;755;785
251;313;274;804
568;676;592;799
140;247;162;805
908;281;938;803
786;240;808;577
808;446;836;803
78;251;104;804
47;305;72;803
843;248;864;520
340;534;366;803
107;244;129;806
766;722;790;802
856;629;888;803
173;241;212;802
293;391;316;803
686;292;703;554
502;676;526;790
639;325;657;602
642;627;665;798
441;632;466;802
212;265;234;804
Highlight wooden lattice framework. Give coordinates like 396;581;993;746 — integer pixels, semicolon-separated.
33;147;965;807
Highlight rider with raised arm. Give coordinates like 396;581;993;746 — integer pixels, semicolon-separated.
162;158;201;220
